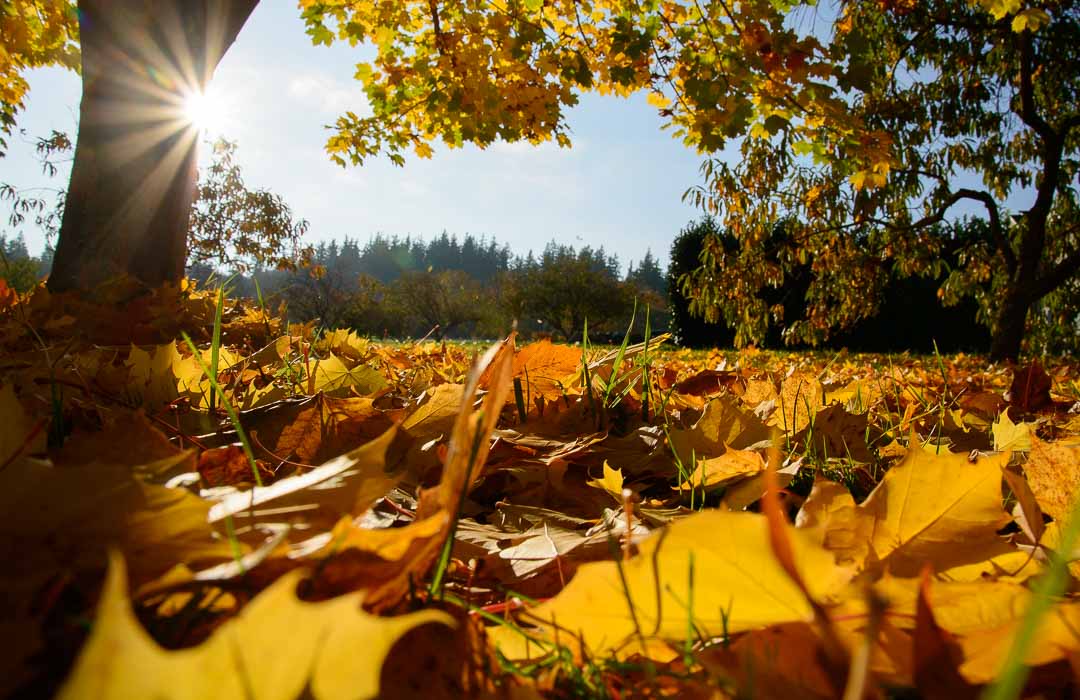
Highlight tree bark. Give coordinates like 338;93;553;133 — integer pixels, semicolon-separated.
48;0;258;293
988;290;1029;363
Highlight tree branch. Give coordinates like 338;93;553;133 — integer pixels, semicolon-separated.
1034;245;1080;300
1016;32;1054;143
901;187;1016;273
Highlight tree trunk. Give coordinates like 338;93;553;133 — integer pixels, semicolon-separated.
48;0;258;293
988;290;1029;363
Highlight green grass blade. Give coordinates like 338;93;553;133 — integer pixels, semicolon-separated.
181;332;263;487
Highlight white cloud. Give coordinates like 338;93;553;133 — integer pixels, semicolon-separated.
287;73;370;116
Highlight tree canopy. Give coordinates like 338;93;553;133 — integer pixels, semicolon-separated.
299;0;1079;359
2;0;1076;357
0;1;79;153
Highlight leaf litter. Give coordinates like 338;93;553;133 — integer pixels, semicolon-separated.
1;284;1079;698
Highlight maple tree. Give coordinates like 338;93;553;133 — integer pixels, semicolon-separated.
189;139;312;272
0;1;79;154
297;0;1078;361
16;0;260;292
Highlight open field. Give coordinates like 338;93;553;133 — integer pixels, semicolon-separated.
2;288;1079;698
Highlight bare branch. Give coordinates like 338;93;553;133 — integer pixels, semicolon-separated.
897;188;1016;273
1016;32;1054;143
1033;225;1080;299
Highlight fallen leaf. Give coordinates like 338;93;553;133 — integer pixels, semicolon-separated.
501;340;581;402
58;553;455;700
668;394;773;464
1008;361;1053;412
859;447;1011;576
586;461;626;502
675;447;765;490
1022;434;1080;524
796;479;873;568
992;410;1035;451
514;510;854;658
310;353;388;397
207;424;408;537
773;373;825;434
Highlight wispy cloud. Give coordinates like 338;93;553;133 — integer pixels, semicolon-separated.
288;72;370;116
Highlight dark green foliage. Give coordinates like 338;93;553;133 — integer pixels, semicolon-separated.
669;218;996;353
667;218;735;348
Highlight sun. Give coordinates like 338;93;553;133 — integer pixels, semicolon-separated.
182;89;226;135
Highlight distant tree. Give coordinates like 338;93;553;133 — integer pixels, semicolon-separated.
189;139;312;272
347;274;407;338
0;234;43;292
391;269;487;339
626;250;666;297
281;263;355;331
515;243;633;341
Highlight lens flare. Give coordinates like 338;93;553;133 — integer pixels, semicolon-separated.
183;90;224;135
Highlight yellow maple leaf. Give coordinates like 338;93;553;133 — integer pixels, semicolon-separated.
668;394;773;463
510;510;854;658
675;447;765;490
310;352;388;397
587;460;626;502
859;448;1011;576
992;409;1034;451
1012;7;1051;31
58;553;454;700
796;479;873;568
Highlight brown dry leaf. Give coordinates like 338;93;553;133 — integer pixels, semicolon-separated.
668;394;773;464
501;340;581;402
58;553;455;700
698;623;841;700
859;447;1012;576
197;444;274;487
512;510;854;658
1009;360;1053;412
773;372;825;434
0;384;44;467
247;394;396;466
802;404;874;463
52;411;194;476
207;424;408;538
1023;434;1080;524
796;479;874;568
674;447;765;490
672;369;742;397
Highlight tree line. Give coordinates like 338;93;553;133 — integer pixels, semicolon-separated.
189;233;667;342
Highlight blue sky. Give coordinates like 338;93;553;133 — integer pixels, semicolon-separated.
0;2;706;272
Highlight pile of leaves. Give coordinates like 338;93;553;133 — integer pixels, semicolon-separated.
2;282;1079;698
